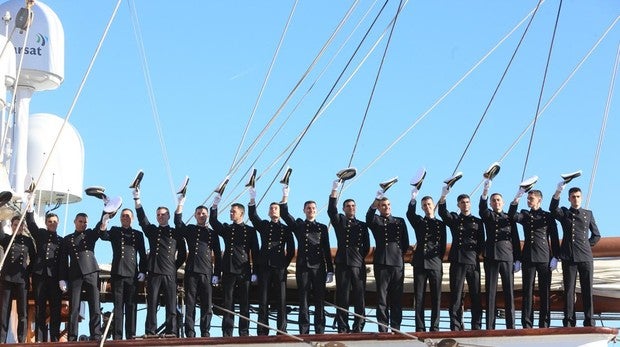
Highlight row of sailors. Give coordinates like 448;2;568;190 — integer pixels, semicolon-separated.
0;176;600;342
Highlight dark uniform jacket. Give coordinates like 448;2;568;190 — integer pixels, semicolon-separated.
248;204;294;270
549;198;601;262
365;206;409;267
406;200;446;270
479;197;521;262
327;197;370;268
438;201;484;265
25;211;62;278
137;207;186;276
174;213;222;277
508;203;560;263
0;230;36;284
59;223;103;280
280;203;334;272
209;207;259;275
100;225;147;278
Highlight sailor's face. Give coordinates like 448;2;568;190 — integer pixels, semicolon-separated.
569;191;582;209
378;199;391;217
120;210;133;228
458;198;471;214
490;194;503;212
156;208;170;225
194;208;208;225
343;201;356;218
268;204;280;220
421;198;435;216
45;216;59;232
11;219;26;234
74;216;88;232
230;206;244;223
304;203;317;220
527;193;541;210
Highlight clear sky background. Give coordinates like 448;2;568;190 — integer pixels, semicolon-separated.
10;0;620;337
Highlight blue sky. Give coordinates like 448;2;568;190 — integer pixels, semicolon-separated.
7;0;619;336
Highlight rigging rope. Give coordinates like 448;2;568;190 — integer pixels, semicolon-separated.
347;0;404;168
586;41;619;208
127;0;176;203
521;0;563;181
451;0;544;176
227;0;299;175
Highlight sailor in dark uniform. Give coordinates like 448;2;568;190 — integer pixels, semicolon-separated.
406;189;446;332
99;208;147;339
25;204;63;342
550;184;600;327
0;216;36;343
438;187;484;331
133;188;187;337
328;180;369;333
366;190;409;333
247;186;294;335
508;188;560;328
59;212;104;341
210;194;259;337
174;199;222;338
479;180;521;329
280;185;334;335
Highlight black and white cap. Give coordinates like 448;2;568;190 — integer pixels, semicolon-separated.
443;172;463;189
129;170;144;189
410;167;427;190
561;170;582;184
336;167;357;182
379;176;398;193
519;175;539;192
483;162;501;180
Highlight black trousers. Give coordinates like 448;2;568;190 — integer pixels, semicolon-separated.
221;272;250;337
32;274;62;342
111;275;138;339
449;262;482;331
0;281;27;343
413;266;442;332
562;260;594;327
521;261;551;328
296;266;326;334
145;273;177;335
257;266;287;335
484;259;515;329
335;264;366;333
184;272;213;337
68;272;102;341
374;264;404;333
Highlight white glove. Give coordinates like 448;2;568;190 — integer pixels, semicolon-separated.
411;187;419;200
326;272;334;283
441;184;450;197
248;187;257;200
515;187;526;200
483;179;492;191
59;280;68;293
250;274;258;283
550;257;558;271
282;184;289;197
212;193;221;207
375;189;384;200
26;192;35;211
132;188;140;200
101;213;111;228
513;260;521;273
332;179;341;191
177;194;186;207
137;273;145;282
211;275;219;285
556;180;566;192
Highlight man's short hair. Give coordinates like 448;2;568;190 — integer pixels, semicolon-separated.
490;193;503;199
75;212;88;220
156;206;170;214
231;203;245;213
421;196;433;203
304;200;317;208
528;190;542;199
195;205;208;211
457;194;470;202
11;215;21;223
45;213;58;221
269;202;279;208
377;197;389;203
568;187;581;195
121;208;133;215
342;199;355;208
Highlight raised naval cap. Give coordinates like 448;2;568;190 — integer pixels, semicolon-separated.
129;169;144;189
410;167;426;190
0;191;12;208
103;196;123;218
84;186;107;200
336;167;357;182
245;168;257;188
519;175;539;193
443;172;463;189
379;176;398;193
177;176;189;197
214;175;230;196
561;170;582;185
279;167;293;186
483;162;501;180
